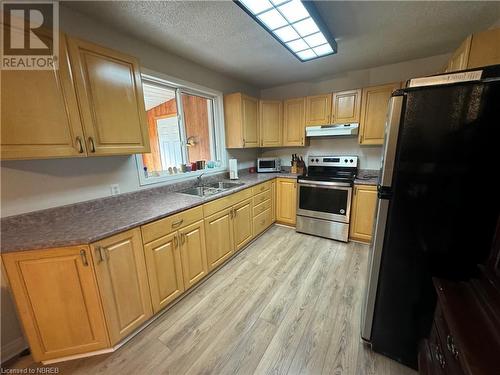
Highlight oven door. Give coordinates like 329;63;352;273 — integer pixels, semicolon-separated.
297;180;352;222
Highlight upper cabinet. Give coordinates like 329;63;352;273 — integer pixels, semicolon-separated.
259;100;282;147
224;93;259;148
359;83;400;145
444;28;500;72
1;33;86;160
1;33;150;161
331;89;361;124
283;97;306;146
305;94;332;126
67;37;150;156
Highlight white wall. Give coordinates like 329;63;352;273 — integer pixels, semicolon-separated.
260;53;451;170
0;6;260;219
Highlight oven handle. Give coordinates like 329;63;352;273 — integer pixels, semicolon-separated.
298;181;352;189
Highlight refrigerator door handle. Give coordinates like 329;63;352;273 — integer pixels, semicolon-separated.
361;197;390;342
380;95;404;188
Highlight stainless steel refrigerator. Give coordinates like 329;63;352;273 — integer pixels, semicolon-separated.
361;65;500;369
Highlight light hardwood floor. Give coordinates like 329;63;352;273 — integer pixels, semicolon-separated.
6;226;416;375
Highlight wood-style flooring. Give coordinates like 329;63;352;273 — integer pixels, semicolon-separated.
6;225;416;375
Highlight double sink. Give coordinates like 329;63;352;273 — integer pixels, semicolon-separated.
178;181;244;197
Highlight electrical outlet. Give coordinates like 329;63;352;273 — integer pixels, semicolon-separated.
110;184;120;196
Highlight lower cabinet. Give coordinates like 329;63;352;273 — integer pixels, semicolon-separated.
271;180;276;222
233;198;254;251
90;228;153;345
276;178;297;225
143;231;185;313
179;220;209;290
349;185;377;243
205;208;235;270
2;246;109;362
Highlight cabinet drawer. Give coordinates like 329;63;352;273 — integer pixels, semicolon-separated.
253;199;271;217
203;188;252;217
253;190;272;206
141;206;203;243
253;207;272;237
252;181;271;195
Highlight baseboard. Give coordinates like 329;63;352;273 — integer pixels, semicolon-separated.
1;336;28;363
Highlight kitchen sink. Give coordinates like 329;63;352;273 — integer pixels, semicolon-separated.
178;181;244;197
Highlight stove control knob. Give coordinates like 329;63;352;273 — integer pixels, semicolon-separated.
310;159;314;163
315;159;319;162
344;159;348;163
350;159;353;163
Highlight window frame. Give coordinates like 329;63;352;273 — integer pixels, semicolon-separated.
136;70;227;186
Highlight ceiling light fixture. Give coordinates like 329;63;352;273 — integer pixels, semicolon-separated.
235;0;337;62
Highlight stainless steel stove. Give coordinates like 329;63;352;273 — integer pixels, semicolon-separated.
296;155;358;242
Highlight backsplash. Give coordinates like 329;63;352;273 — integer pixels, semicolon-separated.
259;137;383;170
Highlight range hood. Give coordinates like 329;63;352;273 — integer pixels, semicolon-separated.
306;123;359;137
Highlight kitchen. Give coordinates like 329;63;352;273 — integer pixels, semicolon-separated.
1;1;500;374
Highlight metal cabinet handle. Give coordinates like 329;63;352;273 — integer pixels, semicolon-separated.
88;137;96;153
181;233;186;244
243;139;246;147
80;249;89;266
76;136;84;153
446;335;459;359
172;219;184;228
229;209;234;219
95;246;105;263
173;235;178;248
233;208;237;217
434;344;446;368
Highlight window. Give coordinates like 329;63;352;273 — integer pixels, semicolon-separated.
137;74;226;185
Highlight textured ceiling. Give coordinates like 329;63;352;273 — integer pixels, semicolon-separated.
64;1;500;88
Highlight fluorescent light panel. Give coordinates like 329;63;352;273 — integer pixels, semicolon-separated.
238;0;336;61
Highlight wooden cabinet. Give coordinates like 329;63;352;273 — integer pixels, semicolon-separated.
141;207;207;309
143;231;185;313
90;228;152;345
276;178;297;225
1;33;150;160
305;94;332;126
2;246;109;361
259;100;282;147
233;198;253;251
204;208;235;270
349;185;377;243
1;33;86;160
444;28;500;72
283;97;306;146
445;36;472;72
178;220;208;289
68;37;150;156
359;83;400;145
331;89;361;124
251;182;274;237
224;93;259;148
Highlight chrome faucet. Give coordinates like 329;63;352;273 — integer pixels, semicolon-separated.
196;173;205;187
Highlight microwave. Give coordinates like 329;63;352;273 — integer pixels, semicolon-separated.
257;158;281;173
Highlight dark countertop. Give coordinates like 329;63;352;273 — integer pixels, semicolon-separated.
354;169;379;186
0;172;298;253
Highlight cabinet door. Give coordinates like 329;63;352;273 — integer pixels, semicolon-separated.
204;208;234;270
359;83;400;145
468;28;500;69
68;37;150;156
179;220;209;290
91;228;152;344
2;246;109;361
305;94;332;126
445;36;472;72
349;185;377;242
271;180;276;222
242;95;259;148
260;100;282;147
331;89;361;124
283;98;306;146
233;198;253;251
143;231;185;313
1;33;86;160
276;178;297;225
